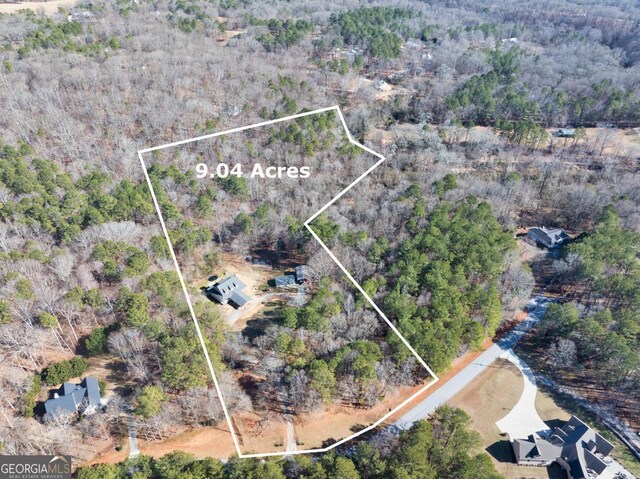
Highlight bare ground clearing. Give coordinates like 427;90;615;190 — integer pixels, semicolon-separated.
136;424;236;460
294;384;421;449
234;411;288;454
0;0;77;14
191;252;274;328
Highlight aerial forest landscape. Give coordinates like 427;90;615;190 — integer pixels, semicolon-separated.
0;0;638;478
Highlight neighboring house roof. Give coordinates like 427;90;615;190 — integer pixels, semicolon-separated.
44;377;101;417
555;416;614;479
60;382;76;396
513;437;539;461
207;275;250;308
512;416;614;479
527;227;569;248
513;435;562;464
374;79;392;91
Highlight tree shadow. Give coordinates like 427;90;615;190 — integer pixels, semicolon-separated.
321;437;337;448
486;440;515;463
33;400;46;418
242;318;272;340
104;362;135;397
350;423;367;433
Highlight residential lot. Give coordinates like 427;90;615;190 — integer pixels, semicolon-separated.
449;358;568;479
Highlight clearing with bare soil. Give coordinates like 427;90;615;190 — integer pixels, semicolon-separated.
294;384;421;449
137;425;236;460
0;0;77;14
192;253;274;329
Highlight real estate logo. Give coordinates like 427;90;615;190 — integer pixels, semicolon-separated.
0;456;71;479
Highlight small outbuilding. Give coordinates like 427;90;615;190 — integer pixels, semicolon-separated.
274;275;297;287
295;265;306;284
273;265;307;288
374;79;392;92
555;128;576;138
207;275;251;308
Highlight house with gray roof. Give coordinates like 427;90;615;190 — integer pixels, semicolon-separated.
512;416;615;479
207;275;251;308
44;377;102;418
527;226;569;249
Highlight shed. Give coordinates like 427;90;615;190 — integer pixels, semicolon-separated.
274;275;297;287
295;265;306;284
556;128;576;138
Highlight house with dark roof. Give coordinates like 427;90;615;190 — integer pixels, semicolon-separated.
274;265;307;288
527;227;569;249
511;416;615;479
207;275;251;308
44;377;102;418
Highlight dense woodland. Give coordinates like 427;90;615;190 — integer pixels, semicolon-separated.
0;0;639;471
522;208;640;420
312;191;522;374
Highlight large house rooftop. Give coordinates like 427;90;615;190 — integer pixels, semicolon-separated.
44;377;101;417
512;416;614;479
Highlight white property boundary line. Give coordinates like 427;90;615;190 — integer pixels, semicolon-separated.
137;105;439;459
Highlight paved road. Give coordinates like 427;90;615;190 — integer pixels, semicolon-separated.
396;296;552;428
